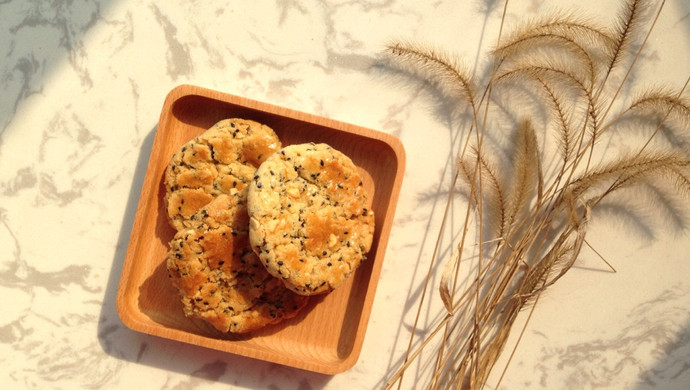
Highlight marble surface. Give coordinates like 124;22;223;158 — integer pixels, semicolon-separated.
1;0;689;389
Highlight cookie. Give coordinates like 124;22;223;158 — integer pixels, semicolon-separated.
166;194;309;333
164;118;281;231
247;143;375;295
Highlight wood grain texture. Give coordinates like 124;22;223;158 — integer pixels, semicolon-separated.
116;84;406;374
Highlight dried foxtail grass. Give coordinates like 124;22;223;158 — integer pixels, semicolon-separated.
384;0;690;389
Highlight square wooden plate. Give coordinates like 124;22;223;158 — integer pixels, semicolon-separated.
116;84;405;374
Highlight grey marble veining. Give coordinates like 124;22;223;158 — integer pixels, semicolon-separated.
0;0;689;389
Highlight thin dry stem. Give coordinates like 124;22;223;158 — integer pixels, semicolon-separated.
384;0;687;389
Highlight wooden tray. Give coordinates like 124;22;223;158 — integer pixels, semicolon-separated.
116;84;405;374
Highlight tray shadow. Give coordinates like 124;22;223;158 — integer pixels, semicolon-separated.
97;125;332;387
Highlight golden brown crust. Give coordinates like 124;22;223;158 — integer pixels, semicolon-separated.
163;119;309;333
247;143;375;295
164;118;281;230
166;195;309;333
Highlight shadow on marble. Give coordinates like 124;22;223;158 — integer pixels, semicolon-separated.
367;1;690;382
633;321;690;390
535;286;690;389
98;125;333;387
0;0;111;132
367;6;502;385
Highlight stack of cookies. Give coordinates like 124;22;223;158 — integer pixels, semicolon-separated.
164;118;374;334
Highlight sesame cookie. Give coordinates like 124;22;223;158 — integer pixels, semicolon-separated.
164;118;281;231
166;194;309;333
247;143;375;295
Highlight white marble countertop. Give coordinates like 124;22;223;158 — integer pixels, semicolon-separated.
1;0;689;389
